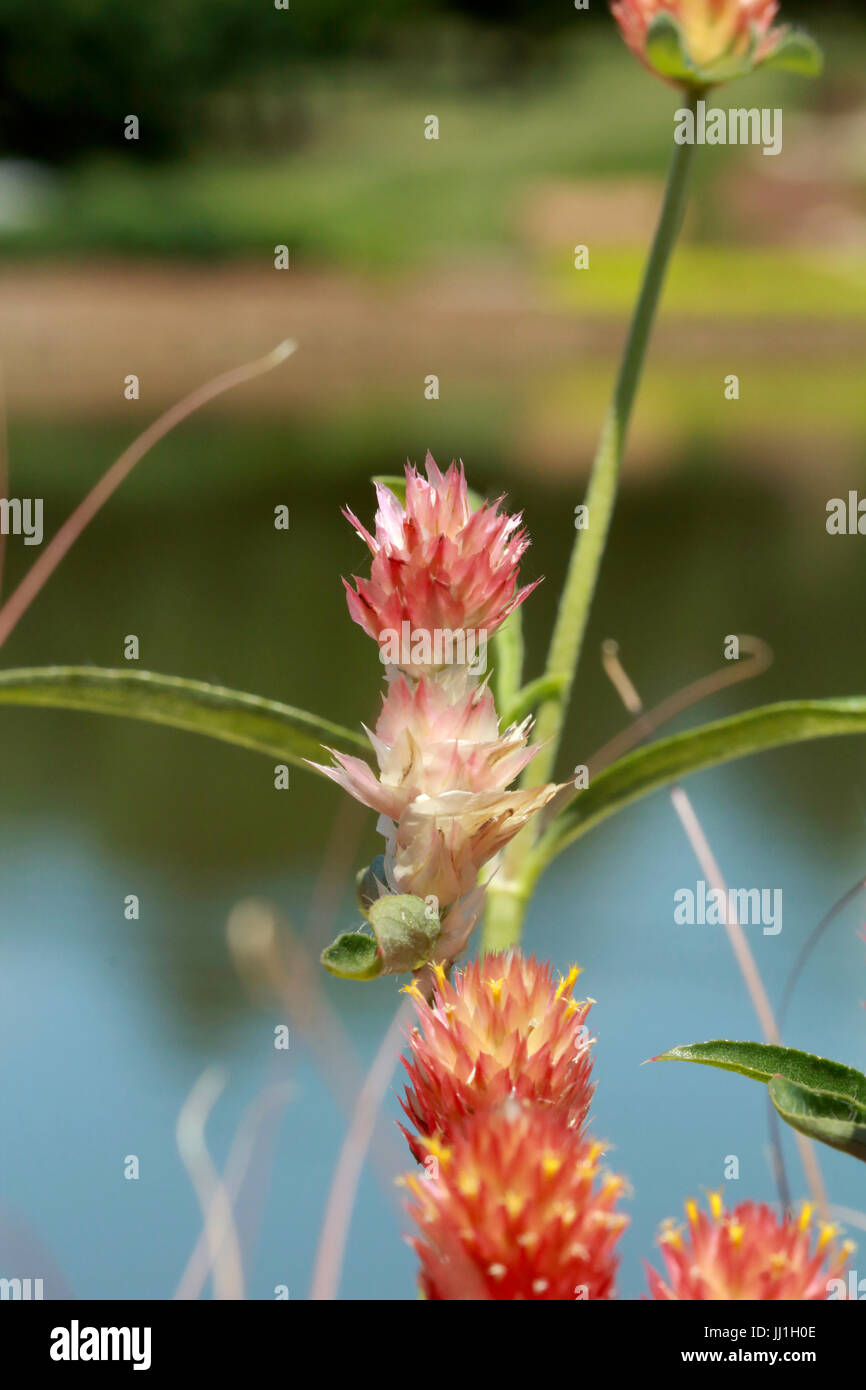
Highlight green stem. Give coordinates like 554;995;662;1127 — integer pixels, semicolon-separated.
480;882;532;954
482;95;699;954
529;94;699;790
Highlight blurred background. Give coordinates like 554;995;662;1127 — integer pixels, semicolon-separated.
0;0;865;1300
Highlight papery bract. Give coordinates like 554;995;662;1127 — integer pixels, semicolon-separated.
311;674;539;821
384;783;559;905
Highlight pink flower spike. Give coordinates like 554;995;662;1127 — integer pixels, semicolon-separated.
342;455;540;673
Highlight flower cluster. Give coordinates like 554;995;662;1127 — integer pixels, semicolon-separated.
394;951;851;1300
315;456;559;970
399;951;628;1300
405;1102;627;1301
610;0;820;88
646;1192;854;1300
342;458;539;663
400;953;596;1160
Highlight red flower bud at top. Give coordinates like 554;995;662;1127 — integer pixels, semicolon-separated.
610;1;821;88
343;454;539;675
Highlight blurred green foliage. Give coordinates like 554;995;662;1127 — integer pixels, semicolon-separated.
0;0;410;162
0;0;854;164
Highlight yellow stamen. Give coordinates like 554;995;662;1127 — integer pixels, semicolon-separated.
660;1224;684;1251
799;1202;813;1232
424;1135;451;1166
817;1222;838;1251
708;1190;723;1221
457;1172;480;1198
504;1190;525;1218
554;964;582;1001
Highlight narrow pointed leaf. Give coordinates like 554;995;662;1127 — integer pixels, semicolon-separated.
653;1039;866;1108
0;665;367;769
768;1075;866;1163
536;698;866;866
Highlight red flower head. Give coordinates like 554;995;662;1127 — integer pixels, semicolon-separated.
343;455;539;675
647;1192;854;1300
403;1100;628;1300
400;952;595;1161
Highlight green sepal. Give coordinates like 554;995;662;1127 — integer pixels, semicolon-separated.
367;893;441;974
322;892;441;981
645;14;701;86
321;932;383;981
758;29;823;78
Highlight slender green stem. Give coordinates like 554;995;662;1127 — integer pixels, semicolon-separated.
529;94;699;790
480;881;532;954
481;95;699;954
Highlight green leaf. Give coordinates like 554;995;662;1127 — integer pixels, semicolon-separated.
759;30;824;78
321;932;382;981
645;13;698;85
0;665;367;770
535;698;866;867
768;1076;866;1164
653;1039;866;1107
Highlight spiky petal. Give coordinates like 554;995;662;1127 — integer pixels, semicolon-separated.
311;674;541;822
647;1193;854;1300
384;783;559;905
400;952;595;1161
343;454;539;673
403;1099;627;1300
